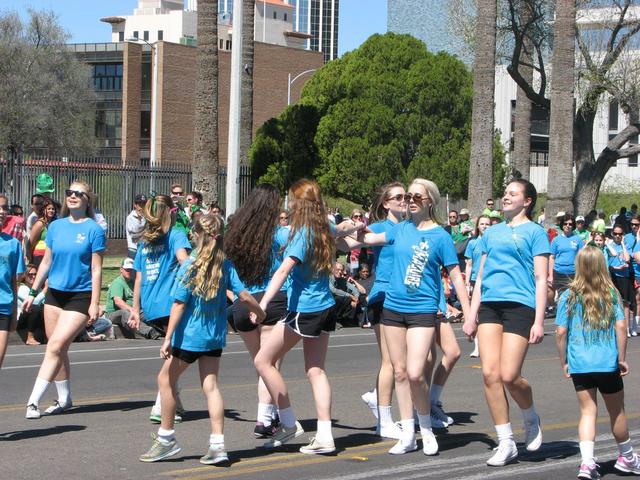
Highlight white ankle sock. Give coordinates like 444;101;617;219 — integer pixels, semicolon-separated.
27;377;51;407
378;405;393;425
400;419;415;442
278;407;296;429
209;433;224;446
316;420;332;442
153;391;162;411
157;427;175;442
257;403;272;426
430;384;443;404
618;438;634;459
579;440;595;465
417;413;431;430
521;405;538;424
54;379;71;404
495;423;514;443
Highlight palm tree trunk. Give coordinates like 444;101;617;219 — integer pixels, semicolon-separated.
468;0;497;215
546;0;576;220
192;0;219;205
240;0;255;166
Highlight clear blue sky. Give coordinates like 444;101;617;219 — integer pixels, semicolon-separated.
9;1;386;56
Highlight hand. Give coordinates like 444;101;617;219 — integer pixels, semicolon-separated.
562;363;570;378
160;339;172;359
619;360;629;376
22;296;34;313
254;307;266;324
462;319;477;340
528;323;544;344
127;310;141;330
88;303;99;323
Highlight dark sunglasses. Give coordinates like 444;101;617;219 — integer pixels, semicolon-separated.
279;216;288;220
352;214;363;218
612;232;624;236
632;223;640;227
387;193;404;202
27;272;37;277
563;222;574;226
0;205;9;212
171;191;183;195
65;189;87;199
404;193;426;203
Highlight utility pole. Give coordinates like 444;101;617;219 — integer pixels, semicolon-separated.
226;0;243;215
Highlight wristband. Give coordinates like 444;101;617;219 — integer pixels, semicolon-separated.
29;288;38;297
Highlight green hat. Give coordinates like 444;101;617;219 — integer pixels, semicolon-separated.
36;173;54;194
489;210;502;219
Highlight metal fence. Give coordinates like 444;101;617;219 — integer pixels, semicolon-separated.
0;155;254;239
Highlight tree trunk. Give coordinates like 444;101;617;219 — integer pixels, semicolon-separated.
240;0;255;166
192;0;219;205
468;0;497;215
511;3;534;180
546;0;576;221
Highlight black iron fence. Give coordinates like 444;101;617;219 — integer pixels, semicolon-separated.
0;154;254;239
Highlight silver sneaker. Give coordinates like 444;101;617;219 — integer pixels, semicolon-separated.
139;434;181;462
263;421;304;448
200;443;229;465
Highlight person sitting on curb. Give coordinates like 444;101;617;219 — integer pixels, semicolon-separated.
330;261;367;327
105;258;162;339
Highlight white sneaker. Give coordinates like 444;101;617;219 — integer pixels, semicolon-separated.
44;399;73;415
263;421;304;448
431;402;453;426
469;349;479;358
421;428;438;455
388;436;418;455
361;390;378;419
25;404;41;419
377;421;402;439
299;436;336;454
486;440;518;466
524;416;542;452
631;330;638;337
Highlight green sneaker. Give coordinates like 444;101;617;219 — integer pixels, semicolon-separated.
139;434;181;462
149;410;183;424
200;443;229;465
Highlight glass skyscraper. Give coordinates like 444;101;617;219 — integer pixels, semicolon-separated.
290;0;339;62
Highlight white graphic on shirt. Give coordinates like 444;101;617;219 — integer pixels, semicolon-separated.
404;239;430;292
142;243;166;282
75;233;86;244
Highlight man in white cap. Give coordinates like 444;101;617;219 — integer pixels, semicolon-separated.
575;215;590;244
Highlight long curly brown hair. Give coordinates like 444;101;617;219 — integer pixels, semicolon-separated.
223;184;281;287
183;214;225;300
288;179;334;276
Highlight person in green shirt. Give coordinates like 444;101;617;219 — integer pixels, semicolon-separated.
575;215;590;244
106;258;159;339
481;198;495;216
591;211;607;233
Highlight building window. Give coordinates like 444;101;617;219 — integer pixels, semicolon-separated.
143;31;149;41
226;40;232;50
92;63;123;91
284;13;288;21
133;31;139;39
158;30;163;41
140;111;151;139
273;11;277;19
219;39;224;49
95;110;122;147
609;101;619;131
119;31;124;42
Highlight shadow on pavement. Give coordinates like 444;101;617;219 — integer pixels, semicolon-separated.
516;440;579;463
436;431;497;452
448;410;479;425
62;400;154;414
0;424;86;441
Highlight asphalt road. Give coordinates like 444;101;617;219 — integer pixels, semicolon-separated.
1;319;639;480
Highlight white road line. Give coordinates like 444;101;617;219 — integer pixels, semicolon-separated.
1;341;379;370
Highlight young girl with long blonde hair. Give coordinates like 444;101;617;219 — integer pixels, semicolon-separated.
139;214;265;464
556;246;640;479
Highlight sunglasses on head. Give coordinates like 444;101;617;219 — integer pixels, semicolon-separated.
404;193;426;203
65;189;87;199
387;193;404;202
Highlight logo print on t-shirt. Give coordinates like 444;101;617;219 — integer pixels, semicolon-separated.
75;233;86;244
404;239;430;292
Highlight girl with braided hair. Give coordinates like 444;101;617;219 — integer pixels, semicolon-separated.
139;213;265;464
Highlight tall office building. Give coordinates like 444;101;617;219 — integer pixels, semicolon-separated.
290;0;340;62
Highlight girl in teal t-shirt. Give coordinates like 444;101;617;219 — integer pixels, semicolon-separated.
555;245;640;478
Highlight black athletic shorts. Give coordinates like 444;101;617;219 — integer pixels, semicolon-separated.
381;308;437;328
553;272;574;293
478;301;535;339
367;301;383;326
611;275;634;305
280;307;336;338
232;290;287;332
572;371;623;395
171;346;222;364
45;288;92;316
0;315;10;331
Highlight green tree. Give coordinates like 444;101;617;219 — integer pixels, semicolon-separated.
0;9;95;155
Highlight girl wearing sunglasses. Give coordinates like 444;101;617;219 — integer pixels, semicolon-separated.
23;182;105;419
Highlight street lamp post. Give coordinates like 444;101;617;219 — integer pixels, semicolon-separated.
127;37;158;170
287;69;317;105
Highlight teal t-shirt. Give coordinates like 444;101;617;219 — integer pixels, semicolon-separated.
0;233;25;316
